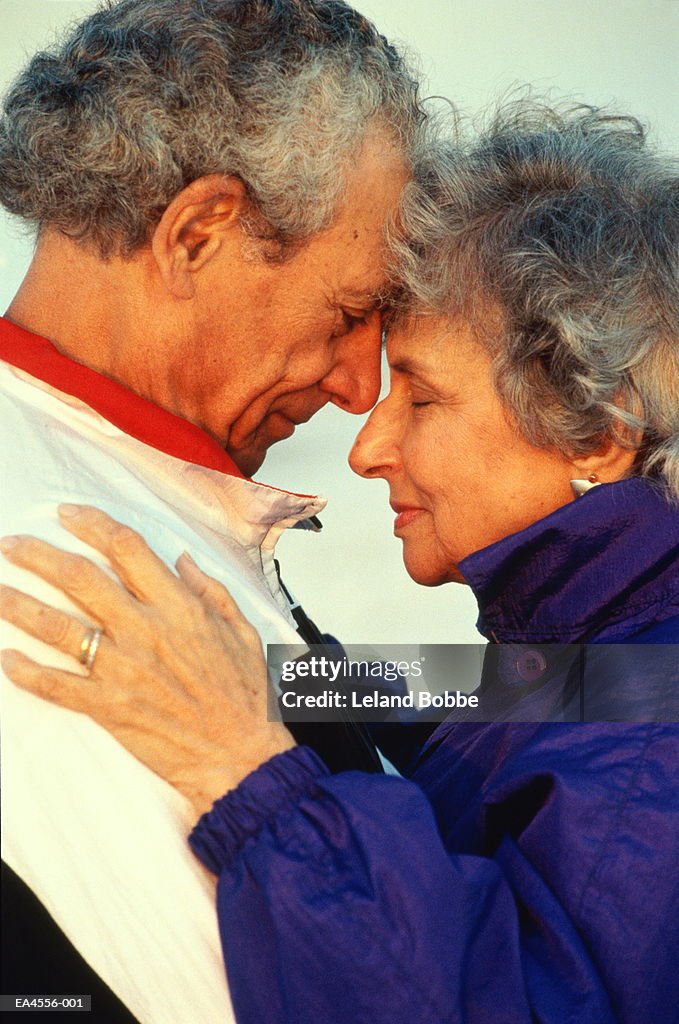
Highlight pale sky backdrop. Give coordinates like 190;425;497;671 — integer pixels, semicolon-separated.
1;0;678;644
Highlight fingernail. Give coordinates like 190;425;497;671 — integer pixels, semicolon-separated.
177;551;202;574
59;504;81;518
0;536;20;552
177;550;199;568
1;650;21;672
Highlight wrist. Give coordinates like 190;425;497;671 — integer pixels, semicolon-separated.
184;723;297;817
190;745;330;873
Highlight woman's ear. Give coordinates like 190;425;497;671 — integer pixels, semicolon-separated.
570;437;640;488
151;175;249;299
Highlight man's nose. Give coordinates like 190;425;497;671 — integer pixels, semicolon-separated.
320;311;382;414
348;396;400;479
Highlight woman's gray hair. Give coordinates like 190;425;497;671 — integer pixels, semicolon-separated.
0;0;423;257
392;100;679;498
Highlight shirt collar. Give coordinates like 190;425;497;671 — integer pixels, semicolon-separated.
0;315;245;477
459;478;679;643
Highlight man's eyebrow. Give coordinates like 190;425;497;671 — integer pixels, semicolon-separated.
342;286;388;307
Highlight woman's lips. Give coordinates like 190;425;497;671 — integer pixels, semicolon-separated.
392;507;425;532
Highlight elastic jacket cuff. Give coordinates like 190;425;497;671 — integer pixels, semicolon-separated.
188;746;330;874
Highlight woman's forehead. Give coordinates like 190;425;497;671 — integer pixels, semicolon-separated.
386;316;463;372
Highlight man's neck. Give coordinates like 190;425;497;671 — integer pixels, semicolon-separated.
6;231;172;401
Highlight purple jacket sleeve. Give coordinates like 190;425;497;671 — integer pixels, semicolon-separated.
189;746;535;1024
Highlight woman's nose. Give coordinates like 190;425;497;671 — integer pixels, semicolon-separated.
320;311;382;415
348;397;400;479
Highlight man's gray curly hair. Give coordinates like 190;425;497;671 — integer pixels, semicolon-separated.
391;101;679;498
0;0;424;258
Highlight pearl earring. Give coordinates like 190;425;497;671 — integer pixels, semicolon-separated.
570;474;600;498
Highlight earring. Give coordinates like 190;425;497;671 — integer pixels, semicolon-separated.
570;474;600;498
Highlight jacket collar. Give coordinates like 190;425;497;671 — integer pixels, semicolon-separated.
0;315;247;477
459;479;679;643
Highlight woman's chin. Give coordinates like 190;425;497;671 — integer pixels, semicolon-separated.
402;550;466;588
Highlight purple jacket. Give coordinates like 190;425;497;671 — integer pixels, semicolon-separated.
191;480;679;1024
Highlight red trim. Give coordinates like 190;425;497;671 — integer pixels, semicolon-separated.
0;316;245;478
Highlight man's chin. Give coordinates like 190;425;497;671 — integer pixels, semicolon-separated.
226;445;267;478
227;431;287;477
227;414;303;477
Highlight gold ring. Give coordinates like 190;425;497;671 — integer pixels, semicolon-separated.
78;627;103;672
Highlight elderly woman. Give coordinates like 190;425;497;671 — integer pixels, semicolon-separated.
1;104;678;1024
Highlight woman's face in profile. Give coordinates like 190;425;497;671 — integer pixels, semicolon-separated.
349;316;578;586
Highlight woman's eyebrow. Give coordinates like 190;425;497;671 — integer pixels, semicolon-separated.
389;356;434;381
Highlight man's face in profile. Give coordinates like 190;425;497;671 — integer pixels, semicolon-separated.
172;134;410;475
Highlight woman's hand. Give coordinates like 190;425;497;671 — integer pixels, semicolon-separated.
0;505;295;817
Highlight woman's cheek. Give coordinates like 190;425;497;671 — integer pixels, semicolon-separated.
402;406;442;471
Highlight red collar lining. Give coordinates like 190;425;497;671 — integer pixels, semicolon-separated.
0;317;245;477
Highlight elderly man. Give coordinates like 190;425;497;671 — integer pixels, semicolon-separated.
0;1;421;1020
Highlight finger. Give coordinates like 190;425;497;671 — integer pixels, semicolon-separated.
176;552;249;625
57;505;183;606
1;649;95;714
0;534;137;625
0;584;114;666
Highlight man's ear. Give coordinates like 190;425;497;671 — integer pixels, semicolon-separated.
151;175;249;298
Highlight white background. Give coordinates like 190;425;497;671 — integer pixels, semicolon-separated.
1;0;678;643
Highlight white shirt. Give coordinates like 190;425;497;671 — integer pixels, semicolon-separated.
0;359;325;1024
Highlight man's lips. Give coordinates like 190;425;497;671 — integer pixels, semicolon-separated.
266;409;318;441
268;411;297;440
265;397;329;438
390;501;425;532
225;397;329;467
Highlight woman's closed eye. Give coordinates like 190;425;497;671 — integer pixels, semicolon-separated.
410;391;438;410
